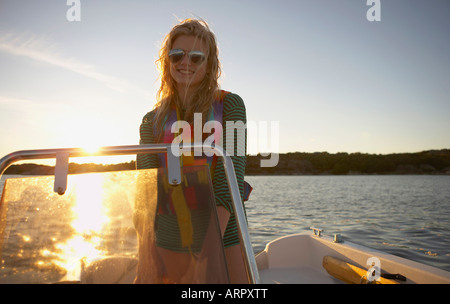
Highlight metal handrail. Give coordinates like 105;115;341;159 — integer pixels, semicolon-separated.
0;143;260;284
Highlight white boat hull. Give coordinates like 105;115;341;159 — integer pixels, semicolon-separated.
255;232;450;284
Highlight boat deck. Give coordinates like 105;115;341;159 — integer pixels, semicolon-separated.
255;232;450;284
259;266;343;284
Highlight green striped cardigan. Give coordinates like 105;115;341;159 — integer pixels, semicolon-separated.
136;92;247;248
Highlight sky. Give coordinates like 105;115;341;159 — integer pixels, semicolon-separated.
0;0;449;165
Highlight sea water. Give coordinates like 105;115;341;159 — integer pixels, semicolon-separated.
245;174;450;272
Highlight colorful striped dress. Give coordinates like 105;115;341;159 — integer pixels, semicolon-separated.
137;92;247;248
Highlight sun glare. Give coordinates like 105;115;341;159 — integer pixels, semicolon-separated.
83;144;101;155
76;144;104;164
55;174;110;279
70;174;110;232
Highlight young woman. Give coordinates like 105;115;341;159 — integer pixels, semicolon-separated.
135;19;248;283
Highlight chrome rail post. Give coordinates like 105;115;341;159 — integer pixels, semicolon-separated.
200;144;261;284
0;143;260;284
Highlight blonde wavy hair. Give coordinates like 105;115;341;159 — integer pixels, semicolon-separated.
153;18;222;129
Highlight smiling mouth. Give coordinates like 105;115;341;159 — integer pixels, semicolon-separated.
178;69;195;75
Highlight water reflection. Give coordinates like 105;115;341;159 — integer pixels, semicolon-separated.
70;174;110;233
0;172;138;283
1;167;229;284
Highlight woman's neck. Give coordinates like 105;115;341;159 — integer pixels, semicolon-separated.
177;84;199;108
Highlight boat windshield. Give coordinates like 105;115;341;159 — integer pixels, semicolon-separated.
0;165;229;283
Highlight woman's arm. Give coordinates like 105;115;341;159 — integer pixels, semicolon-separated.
213;93;247;214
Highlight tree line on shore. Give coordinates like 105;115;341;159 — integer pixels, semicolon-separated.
246;149;450;175
4;149;450;176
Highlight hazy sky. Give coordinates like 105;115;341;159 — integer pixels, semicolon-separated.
1;0;449;164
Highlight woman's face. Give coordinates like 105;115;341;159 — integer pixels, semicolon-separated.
169;35;208;94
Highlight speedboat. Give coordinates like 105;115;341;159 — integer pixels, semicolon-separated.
255;229;450;284
1;144;449;284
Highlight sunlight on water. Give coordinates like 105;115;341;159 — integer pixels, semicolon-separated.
54;236;103;279
55;174;110;279
70;174;109;232
0;171;141;283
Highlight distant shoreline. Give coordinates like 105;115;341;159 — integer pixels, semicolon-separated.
3;149;450;176
246;149;450;176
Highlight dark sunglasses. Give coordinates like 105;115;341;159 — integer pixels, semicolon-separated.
168;48;206;64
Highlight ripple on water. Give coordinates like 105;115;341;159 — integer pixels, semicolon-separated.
245;175;450;272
